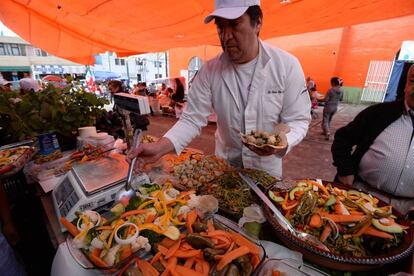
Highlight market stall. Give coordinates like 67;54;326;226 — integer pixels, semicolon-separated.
6;132;411;275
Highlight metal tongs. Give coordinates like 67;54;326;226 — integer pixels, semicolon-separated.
114;129;142;201
238;172;330;252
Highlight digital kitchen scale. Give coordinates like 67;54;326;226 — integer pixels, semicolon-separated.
52;153;129;231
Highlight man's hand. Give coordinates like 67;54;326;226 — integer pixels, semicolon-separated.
126;137;175;169
338;175;354;185
2;221;20;246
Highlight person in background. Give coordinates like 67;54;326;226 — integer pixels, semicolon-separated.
0;80;13;92
158;83;168;95
131;83;139;95
127;0;311;178
331;64;414;215
306;76;315;92
139;82;149;96
0;183;26;276
108;80;123;103
19;72;40;93
321;77;343;140
171;78;185;103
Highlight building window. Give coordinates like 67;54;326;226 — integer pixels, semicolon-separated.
0;43;6;55
136;59;143;66
155;74;162;79
35;48;48;56
115;58;125;66
154;61;162;68
10;44;21;56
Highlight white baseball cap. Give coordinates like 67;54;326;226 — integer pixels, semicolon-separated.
204;0;260;24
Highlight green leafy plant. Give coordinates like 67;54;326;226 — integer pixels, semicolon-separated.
0;83;108;143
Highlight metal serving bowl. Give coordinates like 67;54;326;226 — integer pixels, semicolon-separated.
262;181;414;271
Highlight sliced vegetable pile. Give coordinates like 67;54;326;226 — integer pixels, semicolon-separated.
61;183;198;269
0;146;35;174
200;168;276;217
268;180;409;257
119;214;262;276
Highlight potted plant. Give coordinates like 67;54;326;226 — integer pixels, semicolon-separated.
0;83;108;150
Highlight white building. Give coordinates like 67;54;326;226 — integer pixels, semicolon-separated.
0;35;168;86
93;52;168;84
0;35;85;81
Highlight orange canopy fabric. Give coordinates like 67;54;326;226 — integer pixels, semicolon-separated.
1;0;413;64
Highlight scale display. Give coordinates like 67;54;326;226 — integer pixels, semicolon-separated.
54;177;80;217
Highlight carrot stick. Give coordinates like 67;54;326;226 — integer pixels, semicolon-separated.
201;259;210;276
216;246;250;271
281;201;298;211
173;249;201;258
175;265;204;276
309;214;323;228
151;252;162;264
116;258;136;276
251;253;261;269
160;238;176;248
120;209;149;219
272;270;281;276
322;214;365;223
145;214;157;223
363;226;394;239
195;259;203;273
207;219;215;232
320;225;332;242
89;254;108;268
165;238;181;259
186;209;197;234
308;180;330;196
225;241;235;254
354;220;372;237
184;257;195;268
180;242;193;251
137;259;160;276
119;245;132;261
205;230;231;238
159;256;168;268
60;217;80;236
229;232;261;255
166;256;177;274
215;243;229;249
158;245;169;255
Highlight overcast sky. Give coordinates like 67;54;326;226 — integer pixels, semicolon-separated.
0;21;18;36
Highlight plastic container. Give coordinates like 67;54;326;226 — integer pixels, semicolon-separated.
37;132;60;155
254;258;329;276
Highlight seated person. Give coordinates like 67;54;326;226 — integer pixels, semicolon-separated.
171;78;185;103
331;64;414;215
159;87;172;107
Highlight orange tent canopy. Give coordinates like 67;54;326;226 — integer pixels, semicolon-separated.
1;0;413;64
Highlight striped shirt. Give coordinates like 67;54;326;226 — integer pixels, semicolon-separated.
358;102;414;198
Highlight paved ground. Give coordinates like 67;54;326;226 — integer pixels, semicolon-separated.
144;104;367;181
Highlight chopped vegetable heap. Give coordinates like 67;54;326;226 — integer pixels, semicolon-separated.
172;153;229;190
61;183;198;269
242;130;282;147
120;213;262;276
200;168;276;217
268;180;409;256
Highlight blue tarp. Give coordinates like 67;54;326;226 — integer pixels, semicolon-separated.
384;60;404;102
93;70;121;81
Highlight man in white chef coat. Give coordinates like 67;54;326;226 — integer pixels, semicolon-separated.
129;0;311;177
